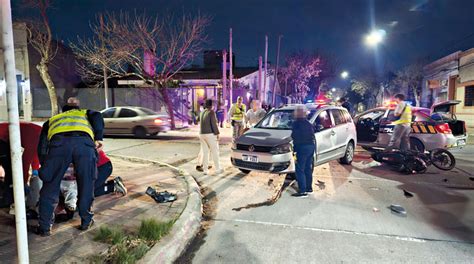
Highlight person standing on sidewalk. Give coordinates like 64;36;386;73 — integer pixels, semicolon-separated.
199;99;222;175
385;94;412;152
36;100;104;236
246;100;266;127
228;96;246;141
291;105;316;198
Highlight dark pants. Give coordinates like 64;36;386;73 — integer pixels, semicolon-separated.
0;141;13;206
94;161;114;197
38;135;97;231
294;144;315;193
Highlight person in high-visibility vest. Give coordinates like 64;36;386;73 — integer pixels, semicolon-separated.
228;96;247;140
385;94;412;152
35;98;104;236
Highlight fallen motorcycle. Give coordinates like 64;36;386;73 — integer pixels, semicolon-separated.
371;148;456;174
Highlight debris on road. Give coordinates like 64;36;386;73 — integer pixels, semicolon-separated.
348;180;352;183
403;189;414;198
469;177;474;181
146;187;177;203
443;179;448;183
389;204;407;216
373;207;379;212
316;180;326;190
267;179;274;186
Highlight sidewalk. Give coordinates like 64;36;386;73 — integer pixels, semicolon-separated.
0;157;187;263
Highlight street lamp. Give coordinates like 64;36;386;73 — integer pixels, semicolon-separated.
341;71;349;79
364;29;386;47
331;87;337;92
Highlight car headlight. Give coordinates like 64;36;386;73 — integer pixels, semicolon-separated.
270;143;292;154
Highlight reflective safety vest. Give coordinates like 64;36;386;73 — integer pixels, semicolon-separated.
393;104;412;125
230;104;246;121
48;109;94;140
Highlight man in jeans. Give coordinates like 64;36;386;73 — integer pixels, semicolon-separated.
385;93;412;152
199;99;222;175
291;105;316;198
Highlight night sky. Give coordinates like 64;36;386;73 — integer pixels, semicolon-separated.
12;0;474;74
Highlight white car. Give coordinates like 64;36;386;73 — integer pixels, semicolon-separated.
231;104;357;174
100;106;171;138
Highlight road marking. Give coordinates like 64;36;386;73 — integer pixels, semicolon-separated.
219;218;474;245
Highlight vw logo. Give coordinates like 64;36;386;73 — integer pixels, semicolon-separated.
248;145;255;152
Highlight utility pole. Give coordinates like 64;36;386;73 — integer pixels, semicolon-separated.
272;35;283;106
222;49;227;121
99;14;109;108
229;28;233;105
1;1;29;262
258;56;262;99
263;35;268;104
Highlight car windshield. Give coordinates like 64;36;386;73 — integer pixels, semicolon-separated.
256;109;314;130
139;108;158;115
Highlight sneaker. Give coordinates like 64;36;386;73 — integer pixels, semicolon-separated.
35;226;51;237
196;165;203;172
214;169;224;175
9;203;15;215
306;189;313;193
291;192;308;198
78;219;94;231
114;177;128;196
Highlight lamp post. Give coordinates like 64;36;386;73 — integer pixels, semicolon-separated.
364;29;386;47
341;71;349;79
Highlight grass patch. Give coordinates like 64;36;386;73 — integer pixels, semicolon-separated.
93;226;126;245
92;218;175;264
138;218;174;241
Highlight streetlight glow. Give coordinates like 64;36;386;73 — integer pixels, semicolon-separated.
365;29;386;47
341;71;349;79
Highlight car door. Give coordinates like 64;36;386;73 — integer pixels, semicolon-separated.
313;110;337;165
114;108;140;134
101;107;118;134
330;109;349;157
355;109;385;143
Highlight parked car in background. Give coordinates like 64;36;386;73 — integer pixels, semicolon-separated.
354;100;468;152
231;104;357;175
100;106;171;138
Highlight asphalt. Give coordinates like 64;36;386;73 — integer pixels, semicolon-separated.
103;129;474;263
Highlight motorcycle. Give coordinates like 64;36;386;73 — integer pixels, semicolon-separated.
371;148;456;174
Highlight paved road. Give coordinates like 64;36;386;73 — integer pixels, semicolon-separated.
104;134;474;263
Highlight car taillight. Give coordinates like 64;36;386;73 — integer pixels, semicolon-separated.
435;123;452;134
154;118;163;124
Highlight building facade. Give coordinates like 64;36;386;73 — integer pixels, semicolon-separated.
422;49;474;128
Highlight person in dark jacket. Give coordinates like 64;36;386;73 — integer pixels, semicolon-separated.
338;97;354;116
291;105;316;198
36;99;104;236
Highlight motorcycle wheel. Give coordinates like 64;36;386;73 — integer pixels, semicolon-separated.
430;149;456;171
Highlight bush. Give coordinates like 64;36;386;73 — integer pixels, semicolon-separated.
93;226;126;245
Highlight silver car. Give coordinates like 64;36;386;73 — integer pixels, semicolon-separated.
101;106;171;137
354;100;468;152
231;104;357;174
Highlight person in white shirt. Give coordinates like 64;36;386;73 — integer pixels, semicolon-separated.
246;100;266;127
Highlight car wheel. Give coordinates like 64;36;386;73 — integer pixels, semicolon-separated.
133;126;148;138
238;168;251;174
339;141;355;165
410;138;425;153
150;132;159;136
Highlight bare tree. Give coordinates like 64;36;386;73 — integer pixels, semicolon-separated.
391;63;424;106
72;11;209;128
23;0;59;115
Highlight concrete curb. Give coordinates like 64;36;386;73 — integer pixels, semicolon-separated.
108;154;202;264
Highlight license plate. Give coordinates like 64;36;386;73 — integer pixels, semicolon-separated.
242;154;258;163
457;139;466;146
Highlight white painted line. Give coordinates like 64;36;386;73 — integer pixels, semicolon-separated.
219;218;474;245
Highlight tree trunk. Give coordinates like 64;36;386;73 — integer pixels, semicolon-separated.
36;63;58;115
160;87;176;129
413;87;420;107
